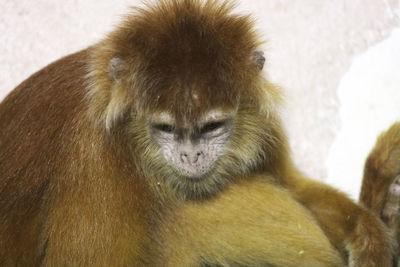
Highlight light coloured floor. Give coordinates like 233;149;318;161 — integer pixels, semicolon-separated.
1;0;400;198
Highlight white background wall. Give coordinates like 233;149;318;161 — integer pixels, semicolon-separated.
1;0;400;199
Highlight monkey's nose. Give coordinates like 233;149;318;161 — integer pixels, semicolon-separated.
180;151;204;165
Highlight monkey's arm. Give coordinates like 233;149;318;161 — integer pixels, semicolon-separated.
286;123;400;266
159;177;344;267
288;175;393;267
361;122;400;227
360;122;400;265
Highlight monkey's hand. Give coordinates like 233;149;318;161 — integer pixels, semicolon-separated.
346;209;393;267
290;177;393;267
382;175;400;232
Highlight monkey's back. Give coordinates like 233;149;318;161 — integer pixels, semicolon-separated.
0;50;90;264
0;49;90;186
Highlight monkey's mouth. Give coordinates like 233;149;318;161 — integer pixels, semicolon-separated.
173;164;212;181
165;154;218;181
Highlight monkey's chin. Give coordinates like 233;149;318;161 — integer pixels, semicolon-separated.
165;168;229;200
175;174;207;183
184;173;208;181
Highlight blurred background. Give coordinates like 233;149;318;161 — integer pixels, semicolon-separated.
1;0;399;199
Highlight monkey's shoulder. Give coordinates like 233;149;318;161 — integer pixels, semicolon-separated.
0;49;93;173
1;49;91;110
0;49;92;131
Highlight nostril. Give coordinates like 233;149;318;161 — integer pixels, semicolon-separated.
181;151;203;164
180;152;188;163
193;151;203;164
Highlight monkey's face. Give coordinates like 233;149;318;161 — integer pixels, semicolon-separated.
85;0;275;199
149;109;234;180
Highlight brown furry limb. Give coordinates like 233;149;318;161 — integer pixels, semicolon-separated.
360;122;400;266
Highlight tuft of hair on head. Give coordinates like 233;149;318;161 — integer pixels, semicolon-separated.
86;0;266;130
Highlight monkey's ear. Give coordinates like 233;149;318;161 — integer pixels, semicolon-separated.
109;57;125;81
104;57;130;131
251;50;265;71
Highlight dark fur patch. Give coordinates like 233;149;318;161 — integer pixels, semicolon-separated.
108;0;262;124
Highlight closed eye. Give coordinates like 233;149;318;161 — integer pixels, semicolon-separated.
153;124;174;133
200;121;225;134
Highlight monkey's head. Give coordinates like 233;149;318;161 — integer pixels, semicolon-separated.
88;0;284;199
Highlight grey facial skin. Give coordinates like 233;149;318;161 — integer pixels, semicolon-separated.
149;110;234;179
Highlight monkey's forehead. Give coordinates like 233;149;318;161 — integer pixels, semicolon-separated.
142;85;238;124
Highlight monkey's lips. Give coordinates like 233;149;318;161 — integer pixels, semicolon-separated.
174;165;211;180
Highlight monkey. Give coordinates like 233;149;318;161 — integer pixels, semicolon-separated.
360;122;400;265
0;0;395;266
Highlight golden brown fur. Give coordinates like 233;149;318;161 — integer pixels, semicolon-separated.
160;177;344;266
360;122;400;265
0;0;395;266
361;122;400;220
